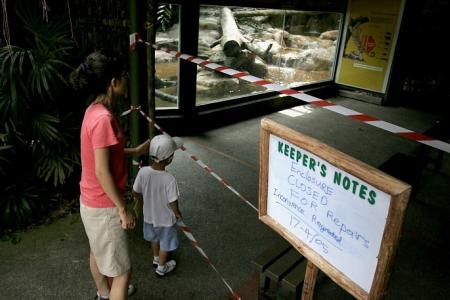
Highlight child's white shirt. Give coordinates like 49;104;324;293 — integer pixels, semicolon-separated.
133;166;179;227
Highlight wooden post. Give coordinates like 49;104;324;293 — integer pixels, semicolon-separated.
301;260;319;300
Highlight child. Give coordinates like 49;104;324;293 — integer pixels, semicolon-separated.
133;134;183;277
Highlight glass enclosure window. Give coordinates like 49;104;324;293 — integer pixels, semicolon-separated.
155;4;180;108
196;6;342;105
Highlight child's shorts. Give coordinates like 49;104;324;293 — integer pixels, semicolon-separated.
80;202;131;277
143;222;179;251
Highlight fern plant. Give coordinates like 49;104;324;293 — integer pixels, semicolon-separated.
0;1;79;231
157;4;175;32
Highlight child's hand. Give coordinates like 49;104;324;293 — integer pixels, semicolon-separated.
133;199;142;219
132;192;143;220
176;218;185;227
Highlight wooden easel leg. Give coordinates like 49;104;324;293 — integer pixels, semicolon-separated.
258;273;270;299
300;260;319;300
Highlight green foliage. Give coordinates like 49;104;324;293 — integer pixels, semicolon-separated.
0;181;42;229
32;114;80;187
0;136;12;176
157;4;176;32
0;2;79;231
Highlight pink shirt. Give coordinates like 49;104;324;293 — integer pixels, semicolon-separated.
80;103;127;208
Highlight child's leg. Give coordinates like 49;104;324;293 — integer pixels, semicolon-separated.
145;223;161;267
158;249;170;266
151;241;161;266
158;225;178;266
154;226;178;276
151;241;160;258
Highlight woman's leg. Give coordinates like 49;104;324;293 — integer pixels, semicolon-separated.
109;270;131;300
90;251;110;297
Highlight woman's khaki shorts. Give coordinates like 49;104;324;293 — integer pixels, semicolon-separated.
80;202;131;277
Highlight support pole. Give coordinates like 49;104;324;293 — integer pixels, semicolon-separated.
178;1;199;118
129;0;147;175
147;0;156;139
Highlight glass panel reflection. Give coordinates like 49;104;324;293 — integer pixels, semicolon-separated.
155;4;180;108
197;6;342;105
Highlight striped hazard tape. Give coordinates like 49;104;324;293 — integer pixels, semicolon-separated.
121;106;258;212
130;33;450;155
177;219;241;300
120;106;252;299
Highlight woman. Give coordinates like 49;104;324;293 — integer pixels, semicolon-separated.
70;51;148;300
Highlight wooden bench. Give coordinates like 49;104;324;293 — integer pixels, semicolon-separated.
252;240;307;299
378;152;426;197
418;120;450;171
377;120;450;195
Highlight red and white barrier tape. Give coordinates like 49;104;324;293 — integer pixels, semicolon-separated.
121;106;258;212
131;33;450;155
121;106;251;299
177;219;241;300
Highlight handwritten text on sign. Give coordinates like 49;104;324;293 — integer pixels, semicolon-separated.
267;134;390;292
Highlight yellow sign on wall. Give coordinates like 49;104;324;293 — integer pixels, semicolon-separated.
336;0;404;93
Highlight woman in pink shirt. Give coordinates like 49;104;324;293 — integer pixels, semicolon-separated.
70;51;148;300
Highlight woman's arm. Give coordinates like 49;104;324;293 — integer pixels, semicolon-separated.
95;147;135;229
124;139;150;157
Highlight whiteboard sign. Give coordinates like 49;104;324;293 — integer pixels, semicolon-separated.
268;133;389;291
259;119;411;299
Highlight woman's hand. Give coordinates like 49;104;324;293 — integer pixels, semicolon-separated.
119;207;136;229
125;139;150;157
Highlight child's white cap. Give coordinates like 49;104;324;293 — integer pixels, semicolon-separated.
149;134;183;162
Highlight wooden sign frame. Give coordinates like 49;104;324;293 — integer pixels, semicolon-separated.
259;118;411;299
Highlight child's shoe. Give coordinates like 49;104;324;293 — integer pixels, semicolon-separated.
155;260;176;277
127;284;137;297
